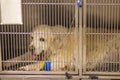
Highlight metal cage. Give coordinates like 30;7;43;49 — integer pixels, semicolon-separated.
0;0;120;79
83;0;120;76
0;0;79;75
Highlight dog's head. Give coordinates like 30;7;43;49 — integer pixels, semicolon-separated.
29;25;53;59
29;25;68;59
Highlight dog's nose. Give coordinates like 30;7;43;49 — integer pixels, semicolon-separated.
29;45;35;52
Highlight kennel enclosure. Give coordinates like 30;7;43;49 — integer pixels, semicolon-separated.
0;0;120;79
0;0;79;74
83;0;120;75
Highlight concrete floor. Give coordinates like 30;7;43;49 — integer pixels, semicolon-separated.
0;78;79;80
0;78;111;80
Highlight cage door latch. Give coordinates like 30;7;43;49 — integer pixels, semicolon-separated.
65;72;72;79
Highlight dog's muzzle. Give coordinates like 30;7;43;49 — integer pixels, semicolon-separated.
29;45;44;59
29;45;51;60
32;50;45;60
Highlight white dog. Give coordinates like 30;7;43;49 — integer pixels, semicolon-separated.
19;25;76;71
19;25;120;72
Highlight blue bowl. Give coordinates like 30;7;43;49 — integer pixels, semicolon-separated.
43;61;51;71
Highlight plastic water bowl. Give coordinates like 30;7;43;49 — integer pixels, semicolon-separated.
43;61;51;71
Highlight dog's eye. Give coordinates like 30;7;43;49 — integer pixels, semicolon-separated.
39;38;45;41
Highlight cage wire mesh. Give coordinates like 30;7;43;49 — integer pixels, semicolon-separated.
0;0;79;73
83;0;120;73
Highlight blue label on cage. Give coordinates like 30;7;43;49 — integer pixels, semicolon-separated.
76;0;81;7
43;61;51;71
